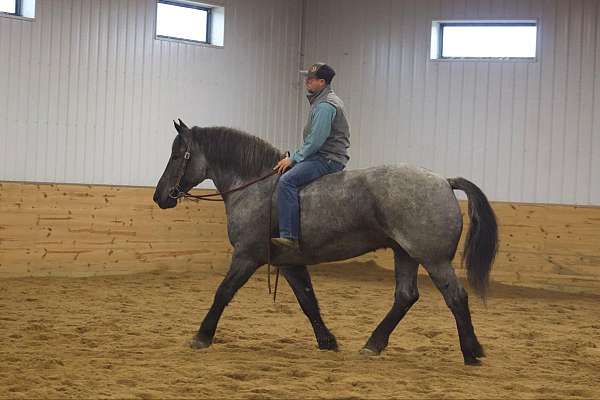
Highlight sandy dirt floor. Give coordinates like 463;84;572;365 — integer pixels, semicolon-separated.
1;261;599;399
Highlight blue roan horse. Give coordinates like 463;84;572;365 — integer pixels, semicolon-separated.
153;120;498;365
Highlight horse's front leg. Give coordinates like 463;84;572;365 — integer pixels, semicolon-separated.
191;255;260;349
280;265;338;351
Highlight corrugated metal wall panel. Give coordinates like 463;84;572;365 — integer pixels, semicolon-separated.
592;0;600;204
0;0;303;188
2;0;599;205
302;0;600;205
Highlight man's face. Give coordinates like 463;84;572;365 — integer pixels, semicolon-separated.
305;76;326;93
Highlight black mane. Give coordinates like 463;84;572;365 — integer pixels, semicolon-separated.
192;126;283;179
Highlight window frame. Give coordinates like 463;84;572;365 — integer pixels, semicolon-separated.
0;0;35;20
1;0;20;16
432;20;538;61
156;0;212;45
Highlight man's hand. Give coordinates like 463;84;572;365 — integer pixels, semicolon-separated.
273;157;293;174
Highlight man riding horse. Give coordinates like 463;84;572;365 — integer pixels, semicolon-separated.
153;63;497;365
272;63;350;251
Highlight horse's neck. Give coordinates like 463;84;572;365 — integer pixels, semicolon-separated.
196;128;281;195
209;168;239;195
209;166;273;197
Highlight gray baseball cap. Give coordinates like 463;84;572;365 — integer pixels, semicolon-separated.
300;62;336;82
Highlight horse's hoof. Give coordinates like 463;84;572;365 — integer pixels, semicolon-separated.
318;343;339;352
463;356;482;366
318;337;339;351
474;343;486;358
189;336;212;349
359;347;380;357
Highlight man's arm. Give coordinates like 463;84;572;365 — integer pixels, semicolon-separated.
291;102;336;164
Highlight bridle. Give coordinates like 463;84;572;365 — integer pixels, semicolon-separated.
167;149;196;199
166;139;286;300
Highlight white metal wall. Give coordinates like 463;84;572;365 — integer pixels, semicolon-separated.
2;0;599;205
302;0;600;205
0;0;303;187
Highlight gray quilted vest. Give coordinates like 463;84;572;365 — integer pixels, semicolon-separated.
304;86;350;165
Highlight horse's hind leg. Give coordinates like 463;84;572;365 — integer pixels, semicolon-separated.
361;247;419;355
422;261;484;365
280;266;338;351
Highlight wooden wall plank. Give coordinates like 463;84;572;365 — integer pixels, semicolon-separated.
1;181;599;295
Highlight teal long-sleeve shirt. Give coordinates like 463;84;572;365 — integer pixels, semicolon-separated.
291;102;337;164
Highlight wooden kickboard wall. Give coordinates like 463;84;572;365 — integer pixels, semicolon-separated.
1;181;599;294
0;182;232;278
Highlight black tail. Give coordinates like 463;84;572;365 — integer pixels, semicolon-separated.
448;177;498;300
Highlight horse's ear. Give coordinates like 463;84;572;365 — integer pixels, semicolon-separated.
178;119;189;130
173;119;185;135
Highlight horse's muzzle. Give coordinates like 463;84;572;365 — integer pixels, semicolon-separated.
168;185;184;200
153;187;178;209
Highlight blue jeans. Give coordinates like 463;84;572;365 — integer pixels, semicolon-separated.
277;155;345;240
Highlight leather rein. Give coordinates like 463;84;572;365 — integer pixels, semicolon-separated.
167;145;285;301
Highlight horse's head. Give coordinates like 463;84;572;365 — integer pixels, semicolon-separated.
153;119;209;209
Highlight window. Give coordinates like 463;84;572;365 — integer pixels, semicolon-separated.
0;0;15;14
156;0;224;47
431;20;537;60
0;0;35;18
